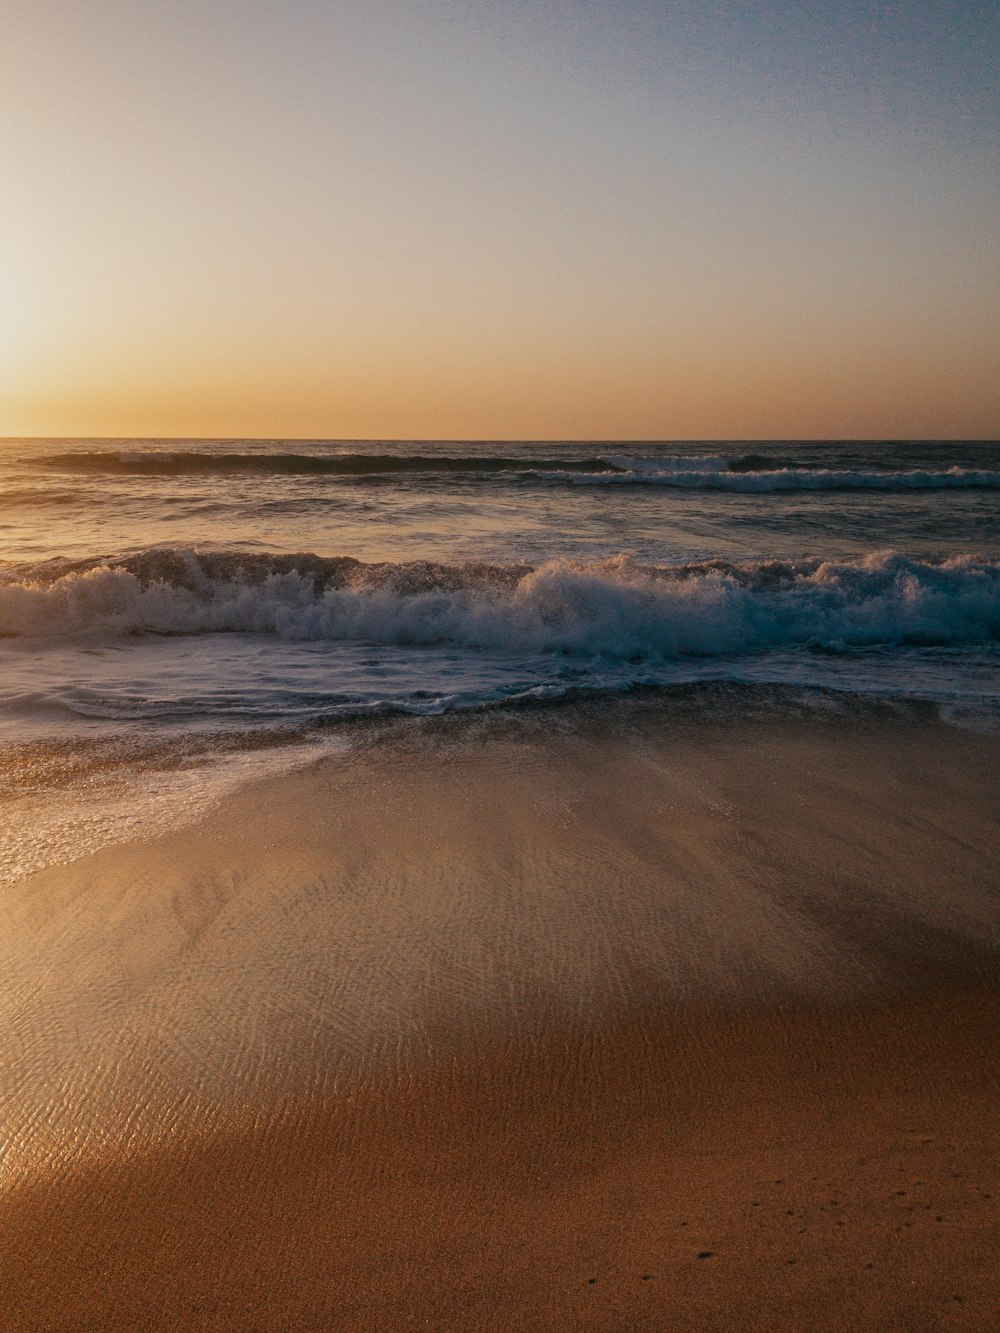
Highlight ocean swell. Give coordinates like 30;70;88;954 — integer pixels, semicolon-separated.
1;549;997;657
37;449;614;477
32;449;1000;490
559;457;1000;491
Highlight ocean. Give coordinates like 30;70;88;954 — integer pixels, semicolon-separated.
1;437;998;879
4;438;1000;1329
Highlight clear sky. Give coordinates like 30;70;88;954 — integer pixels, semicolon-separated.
1;0;997;439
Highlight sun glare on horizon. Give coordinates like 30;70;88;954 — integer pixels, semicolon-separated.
0;2;997;439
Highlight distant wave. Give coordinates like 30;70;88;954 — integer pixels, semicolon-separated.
32;448;1000;491
2;548;997;656
554;456;1000;491
36;450;614;477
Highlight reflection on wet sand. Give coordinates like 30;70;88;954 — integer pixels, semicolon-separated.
1;703;998;1328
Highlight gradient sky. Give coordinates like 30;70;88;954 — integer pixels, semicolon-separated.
1;0;997;439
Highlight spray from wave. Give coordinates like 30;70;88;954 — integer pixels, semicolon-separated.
1;548;997;657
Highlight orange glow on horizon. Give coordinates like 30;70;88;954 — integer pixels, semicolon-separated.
1;3;997;442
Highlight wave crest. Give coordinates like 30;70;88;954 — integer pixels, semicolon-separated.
563;457;1000;491
37;450;615;478
1;548;997;657
32;448;1000;491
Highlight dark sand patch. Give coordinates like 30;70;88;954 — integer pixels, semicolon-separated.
2;989;999;1331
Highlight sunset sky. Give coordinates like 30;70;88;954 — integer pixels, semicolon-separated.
1;0;997;440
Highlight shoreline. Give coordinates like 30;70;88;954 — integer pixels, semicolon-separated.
1;701;997;1328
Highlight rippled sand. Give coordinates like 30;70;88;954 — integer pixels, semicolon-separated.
1;702;998;1329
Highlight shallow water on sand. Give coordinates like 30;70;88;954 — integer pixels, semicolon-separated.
2;705;997;1184
1;643;998;1328
2;437;998;874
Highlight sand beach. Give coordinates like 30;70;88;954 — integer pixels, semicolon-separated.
2;700;997;1330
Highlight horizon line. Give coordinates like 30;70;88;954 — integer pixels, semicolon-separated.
3;435;998;445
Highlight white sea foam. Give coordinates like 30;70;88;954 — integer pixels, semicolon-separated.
33;445;1000;490
557;459;1000;491
1;550;997;657
0;737;343;887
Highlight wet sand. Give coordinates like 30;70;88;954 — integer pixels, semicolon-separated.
1;702;998;1329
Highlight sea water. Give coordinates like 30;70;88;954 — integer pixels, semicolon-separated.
1;438;997;877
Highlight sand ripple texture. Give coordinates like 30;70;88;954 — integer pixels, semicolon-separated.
1;706;998;1188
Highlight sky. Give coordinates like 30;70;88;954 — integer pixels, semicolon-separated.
1;0;997;440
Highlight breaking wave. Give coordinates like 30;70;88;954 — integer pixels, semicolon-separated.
555;456;1000;491
2;548;997;657
31;448;1000;491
